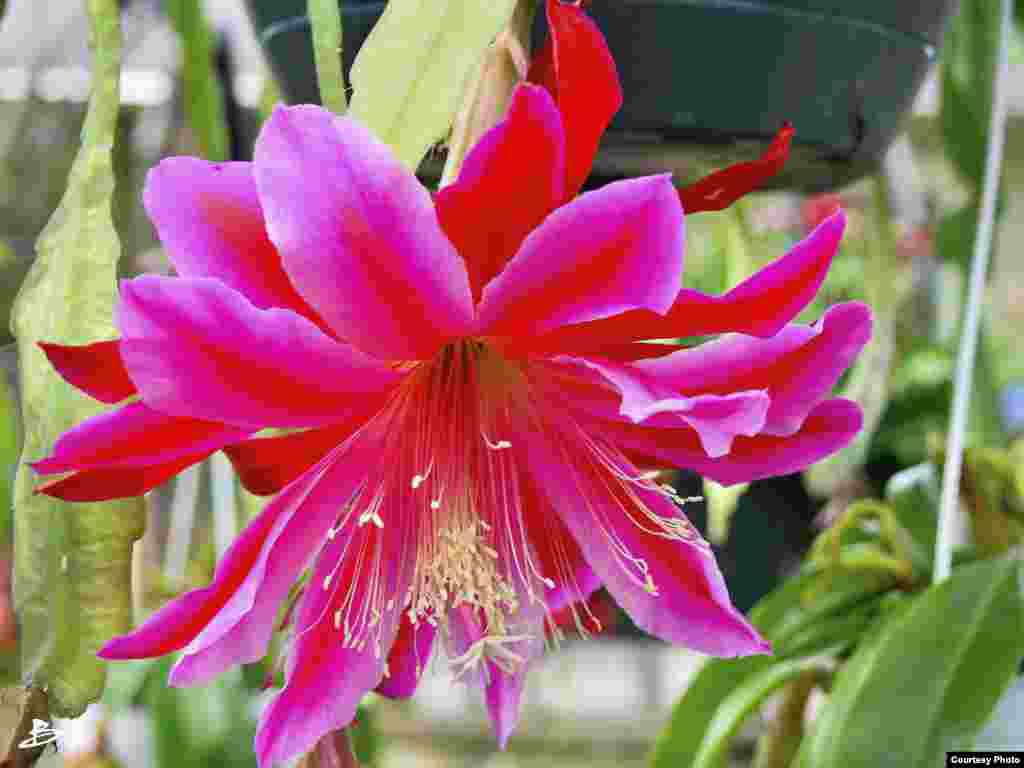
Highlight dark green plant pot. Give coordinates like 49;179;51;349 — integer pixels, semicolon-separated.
244;0;955;191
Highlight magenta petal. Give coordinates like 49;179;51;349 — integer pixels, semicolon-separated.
253;105;475;360
634;301;872;436
611;398;864;486
38;453;207;502
375;615;436;699
551;357;769;458
32;401;247;473
143;158;323;325
38;340;136;404
255;487;417;767
479;174;684;338
168;432;382;687
436;84;566;301
517;417;767;656
505;210;845;357
116;275;401;429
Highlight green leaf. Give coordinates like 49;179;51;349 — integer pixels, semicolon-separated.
9;0;145;717
797;558;1024;768
693;657;830;768
163;0;230;161
649;567;895;768
308;0;347;114
885;463;940;574
348;0;517;170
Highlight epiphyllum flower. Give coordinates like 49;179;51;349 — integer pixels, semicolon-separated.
32;4;870;767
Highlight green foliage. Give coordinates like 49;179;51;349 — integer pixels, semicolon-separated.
163;0;230;161
348;0;517;170
308;0;347;115
797;558;1024;767
8;0;145;717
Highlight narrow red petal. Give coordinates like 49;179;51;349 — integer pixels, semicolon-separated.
38;340;136;404
532;0;622;198
37;452;206;502
223;418;372;496
677;122;794;214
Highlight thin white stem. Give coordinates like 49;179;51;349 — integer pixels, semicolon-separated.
210;452;238;561
164;463;201;583
934;0;1013;583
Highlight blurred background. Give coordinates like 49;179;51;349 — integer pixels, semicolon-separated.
0;0;1022;766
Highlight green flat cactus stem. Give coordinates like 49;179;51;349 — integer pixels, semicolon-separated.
9;0;145;717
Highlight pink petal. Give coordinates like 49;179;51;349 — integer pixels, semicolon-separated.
37;453;206;502
529;0;622;198
169;432;383;686
38;340;136;404
479;174;684;338
504;210;846;357
31;401;247;474
116;275;401;429
609;398;864;486
375;615;436;700
143;158;325;326
435;84;566;301
547;357;769;458
255;500;415;768
634;301;872;435
516;415;768;656
223;411;381;497
253;105;475;360
448;601;545;749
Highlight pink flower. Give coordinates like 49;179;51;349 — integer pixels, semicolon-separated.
32;2;870;765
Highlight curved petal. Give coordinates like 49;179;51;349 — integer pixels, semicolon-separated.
223;409;381;497
505;210;846;357
37;452;205;502
516;414;767;656
255;483;417;768
169;430;384;686
435;84;565;301
608;398;864;486
547;357;769;458
143;158;324;325
529;0;622;198
38;340;136;404
677;122;794;214
480;174;684;338
375;615;436;700
116;275;401;429
31;401;247;474
448;602;545;750
253;105;475;359
634;301;872;435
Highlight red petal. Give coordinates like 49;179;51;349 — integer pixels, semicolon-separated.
530;0;622;198
37;452;206;502
435;85;565;301
38;340;136;404
677;122;794;214
223;419;371;496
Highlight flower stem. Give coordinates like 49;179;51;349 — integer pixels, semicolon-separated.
308;0;347;114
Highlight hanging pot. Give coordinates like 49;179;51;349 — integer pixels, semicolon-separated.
244;0;955;191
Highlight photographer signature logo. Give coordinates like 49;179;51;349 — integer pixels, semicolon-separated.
18;718;63;750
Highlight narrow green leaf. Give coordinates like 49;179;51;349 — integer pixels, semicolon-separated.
348;0;517;170
308;0;347;114
9;0;145;717
693;657;830;768
163;0;230;161
798;558;1024;768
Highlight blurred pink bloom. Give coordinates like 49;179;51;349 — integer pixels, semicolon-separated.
32;2;870;765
